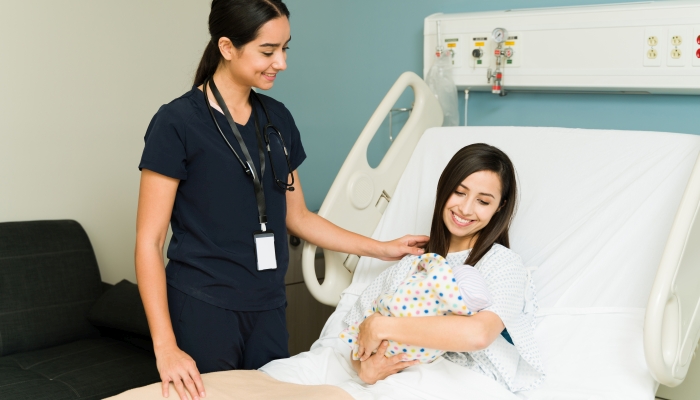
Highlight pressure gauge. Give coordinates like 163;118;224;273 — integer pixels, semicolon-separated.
492;27;507;44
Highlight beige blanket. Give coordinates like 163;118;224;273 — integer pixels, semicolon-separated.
107;370;353;400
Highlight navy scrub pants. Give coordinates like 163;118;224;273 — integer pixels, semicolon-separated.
167;285;290;373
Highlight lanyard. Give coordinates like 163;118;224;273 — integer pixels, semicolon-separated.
205;77;269;231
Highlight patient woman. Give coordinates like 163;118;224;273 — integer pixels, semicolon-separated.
260;144;544;397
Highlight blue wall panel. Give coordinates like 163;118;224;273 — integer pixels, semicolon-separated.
267;0;700;210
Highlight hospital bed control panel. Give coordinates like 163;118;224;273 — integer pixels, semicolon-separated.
424;1;700;95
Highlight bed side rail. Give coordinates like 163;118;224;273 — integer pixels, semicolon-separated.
645;152;700;386
301;71;443;306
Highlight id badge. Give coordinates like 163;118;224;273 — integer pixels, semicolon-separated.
253;230;277;271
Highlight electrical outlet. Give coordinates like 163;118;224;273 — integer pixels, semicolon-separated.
693;26;700;67
667;27;689;67
468;33;490;68
644;28;663;67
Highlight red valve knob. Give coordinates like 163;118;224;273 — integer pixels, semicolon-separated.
496;72;503;79
494;49;501;56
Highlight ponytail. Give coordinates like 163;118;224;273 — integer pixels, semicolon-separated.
194;40;221;87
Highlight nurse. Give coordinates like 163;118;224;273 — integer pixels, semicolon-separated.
134;1;428;400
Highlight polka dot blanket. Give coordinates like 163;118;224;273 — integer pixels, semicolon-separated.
339;253;483;363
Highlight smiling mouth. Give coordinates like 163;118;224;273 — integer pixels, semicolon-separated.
263;72;276;80
451;211;475;227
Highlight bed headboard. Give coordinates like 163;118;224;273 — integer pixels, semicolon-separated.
300;72;443;306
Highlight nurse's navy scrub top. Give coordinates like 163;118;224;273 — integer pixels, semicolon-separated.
139;87;306;312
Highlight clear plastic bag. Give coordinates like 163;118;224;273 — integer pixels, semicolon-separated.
425;51;459;126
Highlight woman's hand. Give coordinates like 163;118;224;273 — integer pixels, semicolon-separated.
357;313;388;361
156;346;206;400
355;341;419;385
375;234;430;261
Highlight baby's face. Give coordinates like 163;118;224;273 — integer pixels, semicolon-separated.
443;170;502;252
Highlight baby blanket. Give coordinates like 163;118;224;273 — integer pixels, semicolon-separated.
340;253;490;363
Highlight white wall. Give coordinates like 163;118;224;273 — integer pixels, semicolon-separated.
0;1;210;283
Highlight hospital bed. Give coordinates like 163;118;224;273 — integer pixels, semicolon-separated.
112;72;700;399
301;71;700;398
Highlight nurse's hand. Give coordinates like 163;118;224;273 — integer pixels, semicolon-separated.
355;341;419;385
156;346;206;400
376;235;430;261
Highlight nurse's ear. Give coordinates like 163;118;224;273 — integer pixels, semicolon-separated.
217;37;239;61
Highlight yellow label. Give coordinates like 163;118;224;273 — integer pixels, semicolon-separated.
505;41;516;46
447;43;456;48
475;42;485;47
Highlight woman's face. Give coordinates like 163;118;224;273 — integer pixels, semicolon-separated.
224;17;290;90
443;170;503;253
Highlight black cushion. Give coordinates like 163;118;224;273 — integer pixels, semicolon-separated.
0;220;103;356
88;280;151;337
0;338;159;400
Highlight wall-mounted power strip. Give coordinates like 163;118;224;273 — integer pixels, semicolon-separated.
424;1;700;95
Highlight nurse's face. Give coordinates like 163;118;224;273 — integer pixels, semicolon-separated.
222;17;290;90
443;170;502;253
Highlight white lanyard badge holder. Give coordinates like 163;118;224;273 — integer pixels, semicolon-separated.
205;78;277;271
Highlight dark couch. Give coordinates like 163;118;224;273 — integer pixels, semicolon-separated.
0;220;160;400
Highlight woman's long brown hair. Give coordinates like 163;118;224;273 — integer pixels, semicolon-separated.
425;143;518;266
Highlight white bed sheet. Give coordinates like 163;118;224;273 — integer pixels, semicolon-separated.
318;127;700;399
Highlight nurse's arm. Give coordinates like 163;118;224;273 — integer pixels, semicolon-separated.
285;171;428;260
136;169;205;400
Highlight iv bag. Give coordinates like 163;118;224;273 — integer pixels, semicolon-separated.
425;51;459;126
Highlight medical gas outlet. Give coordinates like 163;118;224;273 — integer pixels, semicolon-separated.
486;28;514;95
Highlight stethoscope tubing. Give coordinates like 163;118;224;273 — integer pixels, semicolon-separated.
203;77;295;191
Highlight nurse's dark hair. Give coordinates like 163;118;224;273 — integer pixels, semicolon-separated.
193;0;289;87
425;143;518;266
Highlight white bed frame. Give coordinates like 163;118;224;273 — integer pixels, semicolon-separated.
300;71;700;387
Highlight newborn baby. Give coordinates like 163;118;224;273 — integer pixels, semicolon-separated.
340;253;493;363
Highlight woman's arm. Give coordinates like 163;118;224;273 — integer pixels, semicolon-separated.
285;171;428;261
135;169;205;400
356;311;504;361
350;341;419;384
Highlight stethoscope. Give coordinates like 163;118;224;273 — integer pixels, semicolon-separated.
203;77;295;192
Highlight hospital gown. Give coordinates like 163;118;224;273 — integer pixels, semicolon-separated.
441;245;544;392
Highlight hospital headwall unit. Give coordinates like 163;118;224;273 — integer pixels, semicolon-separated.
301;0;700;395
423;1;700;96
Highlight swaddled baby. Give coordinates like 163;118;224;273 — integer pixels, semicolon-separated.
340;253;493;363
